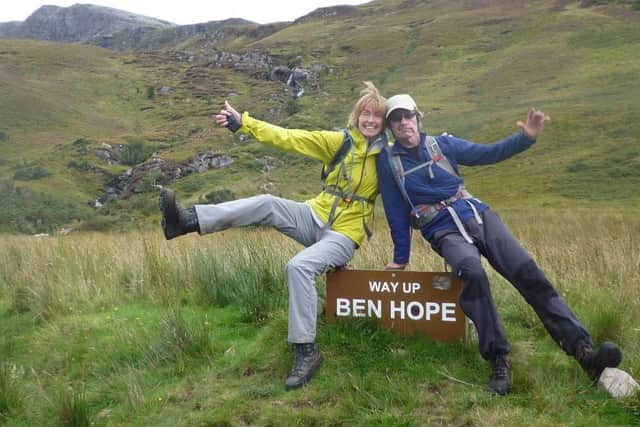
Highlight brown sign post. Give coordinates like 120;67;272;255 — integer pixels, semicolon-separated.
326;269;466;341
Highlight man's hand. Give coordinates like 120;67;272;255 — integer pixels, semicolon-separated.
517;108;550;140
384;262;406;271
215;100;242;132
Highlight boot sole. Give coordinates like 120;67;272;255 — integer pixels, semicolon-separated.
159;189;179;240
488;383;511;396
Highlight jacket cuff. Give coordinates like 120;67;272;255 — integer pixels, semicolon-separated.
520;130;536;144
240;111;252;132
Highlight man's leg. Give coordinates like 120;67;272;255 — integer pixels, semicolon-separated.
431;230;512;395
473;209;621;380
433;231;511;360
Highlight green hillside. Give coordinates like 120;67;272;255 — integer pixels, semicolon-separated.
1;0;639;233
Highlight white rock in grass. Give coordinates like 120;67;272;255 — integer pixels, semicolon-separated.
598;368;639;398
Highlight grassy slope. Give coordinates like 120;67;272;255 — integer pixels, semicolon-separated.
0;0;639;234
0;216;639;425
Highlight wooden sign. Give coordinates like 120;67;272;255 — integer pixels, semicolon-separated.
326;269;466;341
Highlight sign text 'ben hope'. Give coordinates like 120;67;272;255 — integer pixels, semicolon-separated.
335;279;457;322
326;270;466;341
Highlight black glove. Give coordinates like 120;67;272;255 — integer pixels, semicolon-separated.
226;113;241;133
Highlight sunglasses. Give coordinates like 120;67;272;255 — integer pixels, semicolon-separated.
388;110;417;123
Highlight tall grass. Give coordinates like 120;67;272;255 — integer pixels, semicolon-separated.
0;208;638;425
1;208;638;336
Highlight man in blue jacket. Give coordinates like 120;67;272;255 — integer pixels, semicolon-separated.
376;94;623;395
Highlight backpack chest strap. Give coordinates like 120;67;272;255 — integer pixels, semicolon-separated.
323;185;376;204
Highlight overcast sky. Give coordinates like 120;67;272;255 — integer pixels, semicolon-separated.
0;1;371;25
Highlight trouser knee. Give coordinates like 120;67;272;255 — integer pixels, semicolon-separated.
513;259;559;301
254;194;277;211
457;257;490;293
285;258;299;279
285;257;314;283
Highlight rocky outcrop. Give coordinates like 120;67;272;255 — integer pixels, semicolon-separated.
94;18;257;51
95;152;235;205
0;4;270;52
0;4;174;43
208;50;274;71
95;143;123;165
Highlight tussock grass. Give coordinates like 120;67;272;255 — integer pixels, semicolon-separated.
0;363;22;423
57;384;91;427
144;309;216;366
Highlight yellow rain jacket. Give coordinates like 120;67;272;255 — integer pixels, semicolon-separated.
239;112;383;247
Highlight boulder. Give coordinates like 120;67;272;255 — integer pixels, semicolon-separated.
598;367;639;398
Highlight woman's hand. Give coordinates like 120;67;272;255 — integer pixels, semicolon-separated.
215;100;242;132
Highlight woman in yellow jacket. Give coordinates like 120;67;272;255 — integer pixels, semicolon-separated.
160;82;387;390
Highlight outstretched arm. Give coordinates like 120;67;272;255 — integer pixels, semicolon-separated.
448;108;551;166
214;100;343;163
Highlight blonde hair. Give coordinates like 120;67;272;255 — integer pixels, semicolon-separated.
348;81;386;129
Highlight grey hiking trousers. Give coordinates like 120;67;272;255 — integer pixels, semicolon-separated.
430;209;591;361
195;194;356;343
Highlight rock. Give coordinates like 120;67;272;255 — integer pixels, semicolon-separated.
291;68;310;82
95;151;235;203
188;152;234;173
258;182;274;193
95;143;122;165
270;66;291;83
598;368;639;398
209;50;272;70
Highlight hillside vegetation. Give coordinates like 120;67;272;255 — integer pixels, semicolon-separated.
0;0;639;233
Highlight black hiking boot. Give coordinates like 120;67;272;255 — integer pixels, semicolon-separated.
576;341;622;381
488;354;512;395
285;343;323;391
159;188;199;240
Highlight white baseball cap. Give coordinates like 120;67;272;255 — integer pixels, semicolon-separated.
386;94;423;119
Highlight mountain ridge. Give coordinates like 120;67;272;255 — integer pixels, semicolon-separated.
0;3;175;43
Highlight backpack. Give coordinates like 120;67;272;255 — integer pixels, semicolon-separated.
387;135;480;240
321;130;386;239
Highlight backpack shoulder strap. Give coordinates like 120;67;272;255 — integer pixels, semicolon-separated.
321;130;353;182
385;146;416;211
424;135;459;177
